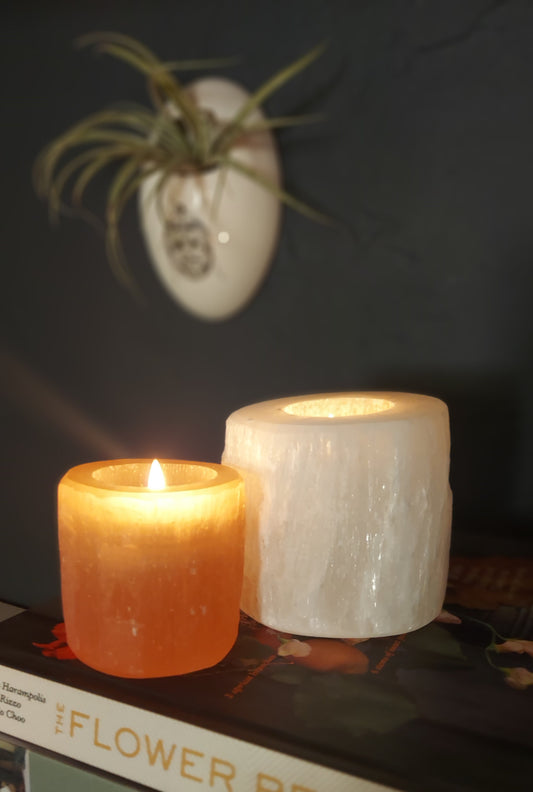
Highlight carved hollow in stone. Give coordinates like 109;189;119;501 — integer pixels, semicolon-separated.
222;392;453;638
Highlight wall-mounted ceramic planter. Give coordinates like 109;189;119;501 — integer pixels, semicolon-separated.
139;78;281;321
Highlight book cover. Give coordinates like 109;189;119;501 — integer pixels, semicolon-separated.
26;747;142;792
2;734;145;792
0;556;532;792
0;736;26;792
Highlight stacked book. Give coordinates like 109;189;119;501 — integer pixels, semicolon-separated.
0;556;532;792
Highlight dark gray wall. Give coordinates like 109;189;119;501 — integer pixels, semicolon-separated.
2;0;532;606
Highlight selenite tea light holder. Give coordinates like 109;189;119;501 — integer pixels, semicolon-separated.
222;392;452;638
58;459;245;678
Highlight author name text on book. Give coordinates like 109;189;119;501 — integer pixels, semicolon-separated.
0;678;47;723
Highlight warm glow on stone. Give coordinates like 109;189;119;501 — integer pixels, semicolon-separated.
58;459;245;677
223;392;452;638
283;395;395;418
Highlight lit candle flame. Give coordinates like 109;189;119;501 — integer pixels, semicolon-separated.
148;459;166;490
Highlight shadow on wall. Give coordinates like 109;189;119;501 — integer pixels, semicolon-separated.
0;345;129;459
1;345;132;607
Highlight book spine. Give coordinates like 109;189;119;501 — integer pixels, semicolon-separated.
0;664;392;792
26;747;144;792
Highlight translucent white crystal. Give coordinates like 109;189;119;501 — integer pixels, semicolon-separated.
222;392;452;638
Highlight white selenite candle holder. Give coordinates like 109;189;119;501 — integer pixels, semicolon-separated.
222;392;452;638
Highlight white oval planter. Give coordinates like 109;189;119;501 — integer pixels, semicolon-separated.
139;78;281;321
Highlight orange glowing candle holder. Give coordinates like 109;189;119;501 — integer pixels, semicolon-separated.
58;459;245;678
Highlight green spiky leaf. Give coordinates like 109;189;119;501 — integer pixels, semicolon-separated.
35;32;329;290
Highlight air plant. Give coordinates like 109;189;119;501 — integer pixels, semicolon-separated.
34;32;327;294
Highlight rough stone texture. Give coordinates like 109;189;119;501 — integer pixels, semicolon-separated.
223;392;452;638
